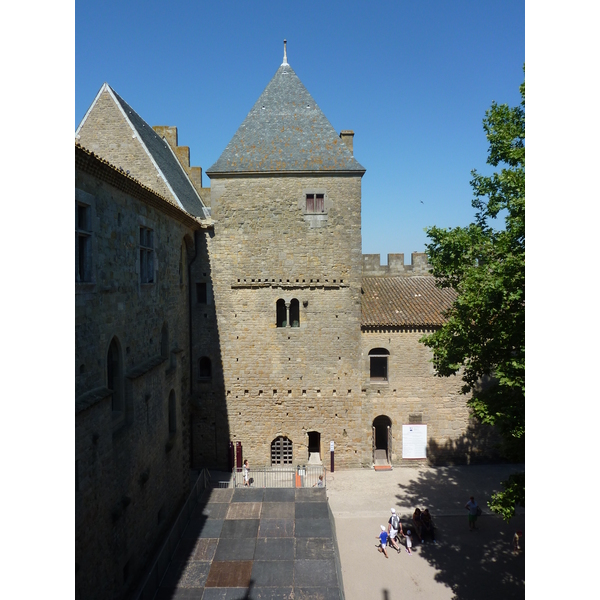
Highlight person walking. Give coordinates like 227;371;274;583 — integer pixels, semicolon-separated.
377;525;390;558
465;496;480;531
388;508;401;553
243;459;250;486
404;528;413;555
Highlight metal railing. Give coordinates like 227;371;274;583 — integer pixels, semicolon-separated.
132;468;211;600
232;465;326;488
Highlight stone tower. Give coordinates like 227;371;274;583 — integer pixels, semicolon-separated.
204;47;367;467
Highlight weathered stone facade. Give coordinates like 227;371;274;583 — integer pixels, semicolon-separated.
75;145;204;600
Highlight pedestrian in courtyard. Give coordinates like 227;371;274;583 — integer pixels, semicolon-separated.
465;496;480;530
387;508;402;553
512;530;523;555
404;528;413;555
412;507;423;542
313;475;324;487
243;459;250;486
377;525;389;558
421;508;437;544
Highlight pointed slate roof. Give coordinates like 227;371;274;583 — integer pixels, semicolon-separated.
207;63;365;175
361;276;457;328
77;84;209;219
110;88;209;218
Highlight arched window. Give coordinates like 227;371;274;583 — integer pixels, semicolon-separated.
276;299;287;327
161;322;169;359
107;337;123;413
369;348;389;382
289;299;300;327
168;390;176;434
271;436;293;465
198;357;212;380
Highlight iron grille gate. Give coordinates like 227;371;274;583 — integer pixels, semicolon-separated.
271;436;293;465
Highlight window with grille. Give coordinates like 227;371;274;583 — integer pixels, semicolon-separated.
139;227;154;283
305;193;325;213
271;436;293;465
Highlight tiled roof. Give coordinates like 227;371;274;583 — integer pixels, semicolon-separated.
361;276;457;328
110;88;210;219
207;63;365;175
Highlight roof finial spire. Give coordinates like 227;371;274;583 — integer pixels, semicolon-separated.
282;39;288;65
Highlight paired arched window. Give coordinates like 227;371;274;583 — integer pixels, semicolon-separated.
271;436;293;465
198;357;212;380
107;337;124;413
276;299;300;328
369;348;389;382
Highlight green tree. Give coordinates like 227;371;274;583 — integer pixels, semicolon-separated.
421;77;524;520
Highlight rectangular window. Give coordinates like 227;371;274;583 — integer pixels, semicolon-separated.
76;203;91;282
196;282;207;304
140;227;154;284
305;193;325;213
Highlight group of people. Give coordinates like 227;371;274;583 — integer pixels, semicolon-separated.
376;507;437;558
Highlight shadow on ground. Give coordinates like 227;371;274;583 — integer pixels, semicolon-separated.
394;465;525;600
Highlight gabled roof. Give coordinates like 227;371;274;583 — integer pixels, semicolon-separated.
207;63;366;175
76;84;209;219
361;276;457;328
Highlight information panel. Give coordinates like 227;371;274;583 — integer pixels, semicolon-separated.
402;424;427;459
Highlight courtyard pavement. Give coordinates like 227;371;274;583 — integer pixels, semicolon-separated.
326;464;525;600
153;464;524;599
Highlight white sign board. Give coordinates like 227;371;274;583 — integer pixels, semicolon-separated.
402;424;427;459
330;441;335;452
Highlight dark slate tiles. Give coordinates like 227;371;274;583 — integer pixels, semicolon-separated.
295;502;330;519
159;560;210;588
295;488;327;502
213;537;257;562
220;519;260;539
294;518;332;538
251;560;294;587
232;488;265;503
183;519;223;539
254;538;295;561
263;488;295;503
258;518;295;538
294;559;338;587
261;502;295;519
295;538;335;560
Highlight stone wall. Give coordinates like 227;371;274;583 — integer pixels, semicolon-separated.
75;158;200;600
204;174;365;468
76;87;178;206
362;252;431;276
360;329;497;466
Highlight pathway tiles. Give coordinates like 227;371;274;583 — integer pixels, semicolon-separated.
155;486;341;600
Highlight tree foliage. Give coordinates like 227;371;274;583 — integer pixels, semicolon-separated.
421;77;524;520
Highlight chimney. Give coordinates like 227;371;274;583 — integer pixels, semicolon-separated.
339;130;354;155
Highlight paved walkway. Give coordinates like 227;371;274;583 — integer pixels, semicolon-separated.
154;485;342;599
326;464;525;600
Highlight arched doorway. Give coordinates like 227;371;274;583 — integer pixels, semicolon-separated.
372;415;392;466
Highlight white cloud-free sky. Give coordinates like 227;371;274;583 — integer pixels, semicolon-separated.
76;0;524;265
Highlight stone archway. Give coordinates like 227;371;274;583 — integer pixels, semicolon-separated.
372;415;392;466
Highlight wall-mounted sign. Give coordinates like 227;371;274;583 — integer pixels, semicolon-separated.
330;441;335;452
402;424;427;459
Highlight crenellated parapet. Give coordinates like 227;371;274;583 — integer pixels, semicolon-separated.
362;252;431;276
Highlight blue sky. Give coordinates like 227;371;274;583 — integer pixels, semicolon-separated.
76;0;524;265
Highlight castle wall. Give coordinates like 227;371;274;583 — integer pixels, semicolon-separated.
362;252;431;276
360;329;497;465
75;164;198;600
204;174;365;467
